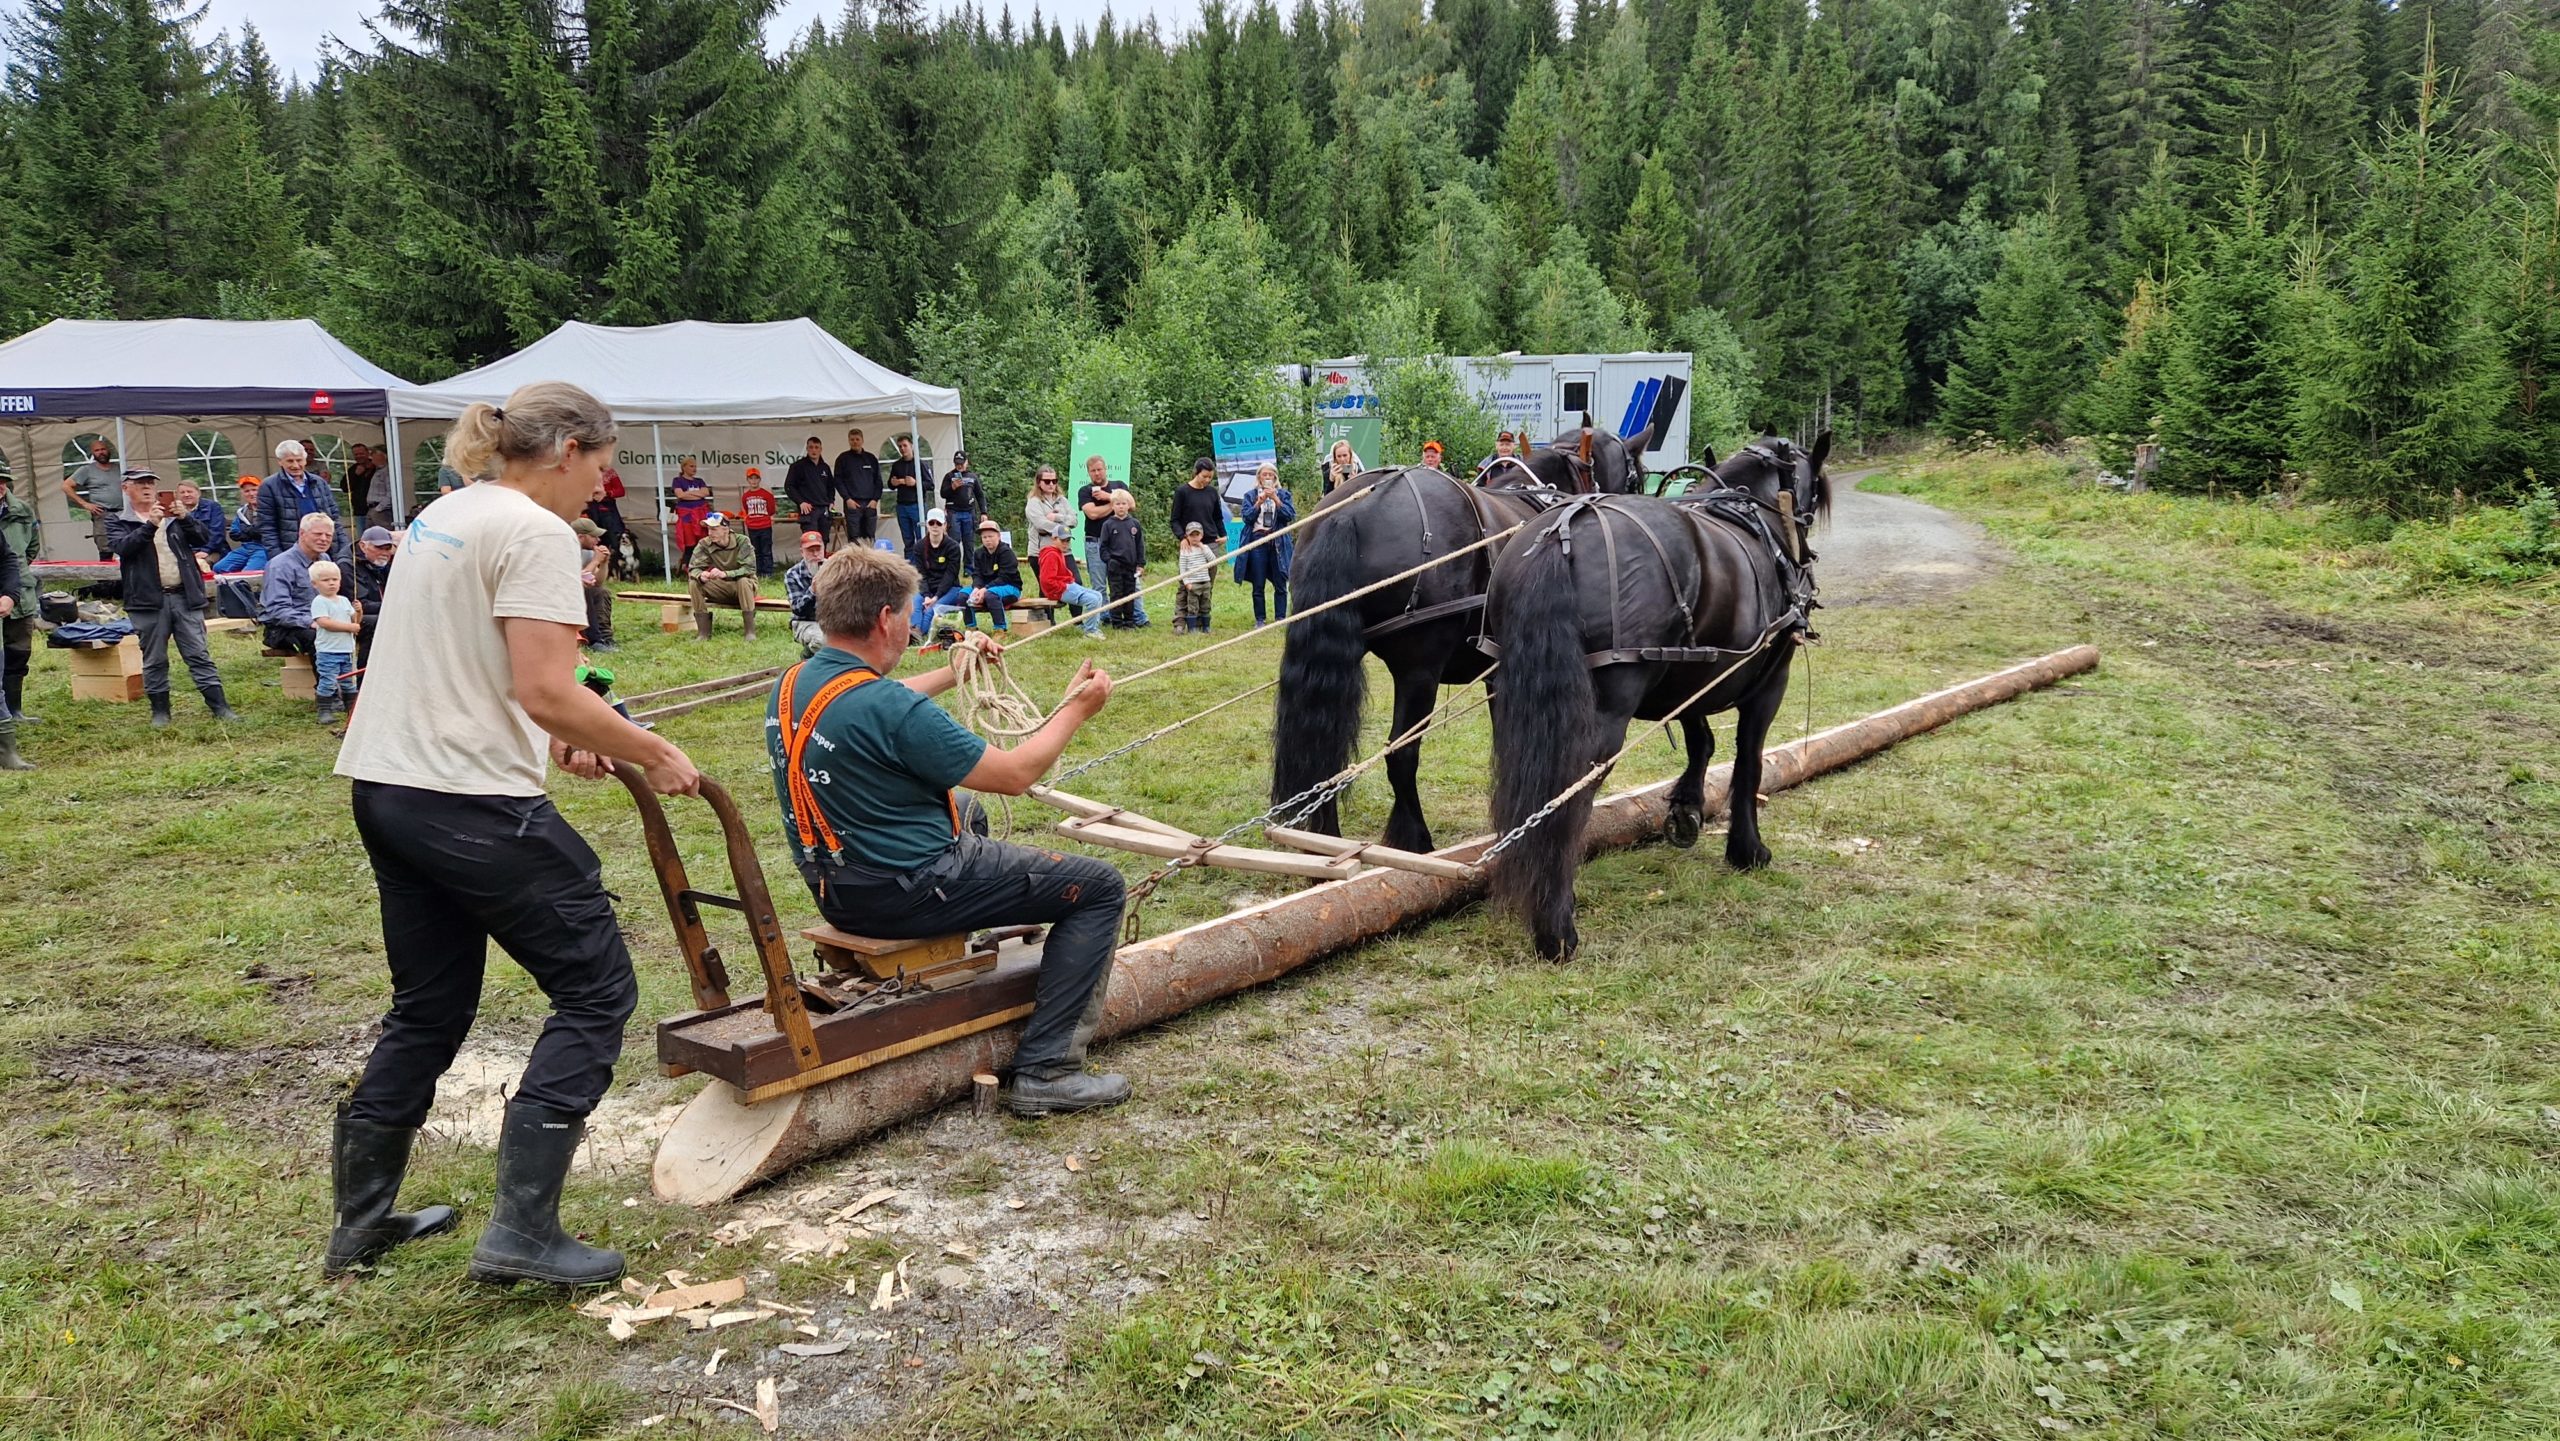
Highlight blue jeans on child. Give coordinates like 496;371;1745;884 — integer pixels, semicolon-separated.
315;650;355;698
933;584;1020;630
1055;581;1107;634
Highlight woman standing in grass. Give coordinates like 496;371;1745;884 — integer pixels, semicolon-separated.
328;382;701;1287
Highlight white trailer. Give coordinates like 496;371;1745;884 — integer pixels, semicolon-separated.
1295;351;1697;465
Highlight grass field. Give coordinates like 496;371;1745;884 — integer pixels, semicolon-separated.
3;451;2557;1438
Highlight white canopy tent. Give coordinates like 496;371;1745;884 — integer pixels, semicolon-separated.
394;320;964;577
0;318;417;559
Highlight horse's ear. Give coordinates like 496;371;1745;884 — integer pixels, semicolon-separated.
1699;445;1717;469
1580;411;1594;430
1808;430;1833;473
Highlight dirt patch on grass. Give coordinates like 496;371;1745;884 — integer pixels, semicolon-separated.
417;1043;691;1174
41;1034;362;1114
612;1105;1211;1434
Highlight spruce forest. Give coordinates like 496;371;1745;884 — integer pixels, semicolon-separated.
2;0;2556;516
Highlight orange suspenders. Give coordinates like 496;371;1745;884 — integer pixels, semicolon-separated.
777;661;963;861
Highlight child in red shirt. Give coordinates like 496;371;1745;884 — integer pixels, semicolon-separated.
738;468;777;575
1035;539;1107;636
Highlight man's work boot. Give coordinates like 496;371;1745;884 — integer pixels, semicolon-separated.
200;684;241;722
1008;1070;1133;1118
324;1107;458;1276
149;692;172;729
467;1101;623;1287
693;610;713;641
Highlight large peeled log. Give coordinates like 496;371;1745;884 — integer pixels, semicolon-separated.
651;645;2101;1205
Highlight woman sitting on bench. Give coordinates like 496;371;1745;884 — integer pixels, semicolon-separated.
770;544;1131;1117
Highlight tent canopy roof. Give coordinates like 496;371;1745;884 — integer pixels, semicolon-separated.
0;318;416;418
394;319;962;423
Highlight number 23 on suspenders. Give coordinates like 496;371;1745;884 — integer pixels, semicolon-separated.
776;661;963;864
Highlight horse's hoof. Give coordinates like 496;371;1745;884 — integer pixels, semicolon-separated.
1667;806;1703;849
1727;841;1772;872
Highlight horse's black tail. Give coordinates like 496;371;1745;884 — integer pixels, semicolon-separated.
1270;511;1368;834
1488;524;1598;956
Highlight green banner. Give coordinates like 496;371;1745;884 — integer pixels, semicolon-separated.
1068;420;1133;554
1317;415;1383;474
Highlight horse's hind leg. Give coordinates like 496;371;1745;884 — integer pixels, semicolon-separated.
1723;665;1789;870
1380;665;1441;854
1668;712;1715;849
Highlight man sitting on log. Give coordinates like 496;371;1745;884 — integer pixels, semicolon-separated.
770;544;1133;1117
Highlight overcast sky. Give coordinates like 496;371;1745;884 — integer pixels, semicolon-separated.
191;0;1206;81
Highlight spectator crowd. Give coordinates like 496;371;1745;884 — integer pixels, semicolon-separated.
1;423;1565;758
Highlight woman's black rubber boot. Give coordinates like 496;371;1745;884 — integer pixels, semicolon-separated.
324;1107;459;1276
467;1101;624;1287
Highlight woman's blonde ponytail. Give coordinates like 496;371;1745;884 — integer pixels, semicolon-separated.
442;382;617;483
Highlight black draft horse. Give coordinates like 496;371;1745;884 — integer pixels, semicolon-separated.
1484;432;1832;961
1271;418;1656;853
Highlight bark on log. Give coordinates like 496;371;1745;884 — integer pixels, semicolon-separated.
650;644;2100;1205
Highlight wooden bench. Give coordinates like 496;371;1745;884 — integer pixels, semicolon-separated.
617;589;795;633
802;924;996;989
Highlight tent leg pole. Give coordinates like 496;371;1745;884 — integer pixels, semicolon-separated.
386;415;405;527
114;418;127;471
653;424;670;584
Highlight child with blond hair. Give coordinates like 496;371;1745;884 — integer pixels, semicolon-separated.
308;560;363;723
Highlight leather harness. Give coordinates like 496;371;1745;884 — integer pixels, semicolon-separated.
1475;482;1818;670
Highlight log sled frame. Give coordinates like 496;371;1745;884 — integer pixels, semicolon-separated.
607;763;1042;1106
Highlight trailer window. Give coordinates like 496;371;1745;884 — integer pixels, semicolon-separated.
1562;378;1591;416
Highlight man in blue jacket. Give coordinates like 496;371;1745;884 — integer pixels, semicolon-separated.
255;440;348;562
108;470;239;727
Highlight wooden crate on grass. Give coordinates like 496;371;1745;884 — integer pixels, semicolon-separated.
66;637;144;703
279;655;316;699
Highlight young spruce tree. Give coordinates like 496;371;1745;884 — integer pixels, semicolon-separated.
1936;214;2097;443
2292;35;2509;510
2155;137;2292;492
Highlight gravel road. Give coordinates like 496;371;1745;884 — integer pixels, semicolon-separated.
1808;467;2002;607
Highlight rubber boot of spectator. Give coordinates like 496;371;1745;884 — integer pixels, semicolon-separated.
149;692;172;729
316;695;337;725
740;604;757;641
324;1107;457;1276
4;660;32;723
467;1101;624;1288
694;611;713;641
200;683;240;723
0;714;32;771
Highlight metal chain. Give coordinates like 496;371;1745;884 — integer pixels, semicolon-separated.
1474;621;1799;869
1053;678;1280;786
1115;677;1498;942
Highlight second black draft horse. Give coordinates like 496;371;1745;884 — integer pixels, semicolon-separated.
1271;418;1655;853
1483;432;1832;961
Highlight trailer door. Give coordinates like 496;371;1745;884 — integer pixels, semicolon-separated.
1557;368;1596;426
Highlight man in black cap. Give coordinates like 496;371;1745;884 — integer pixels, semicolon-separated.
1169;455;1226;568
352;525;399;676
939;449;982;542
108;469;239;727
